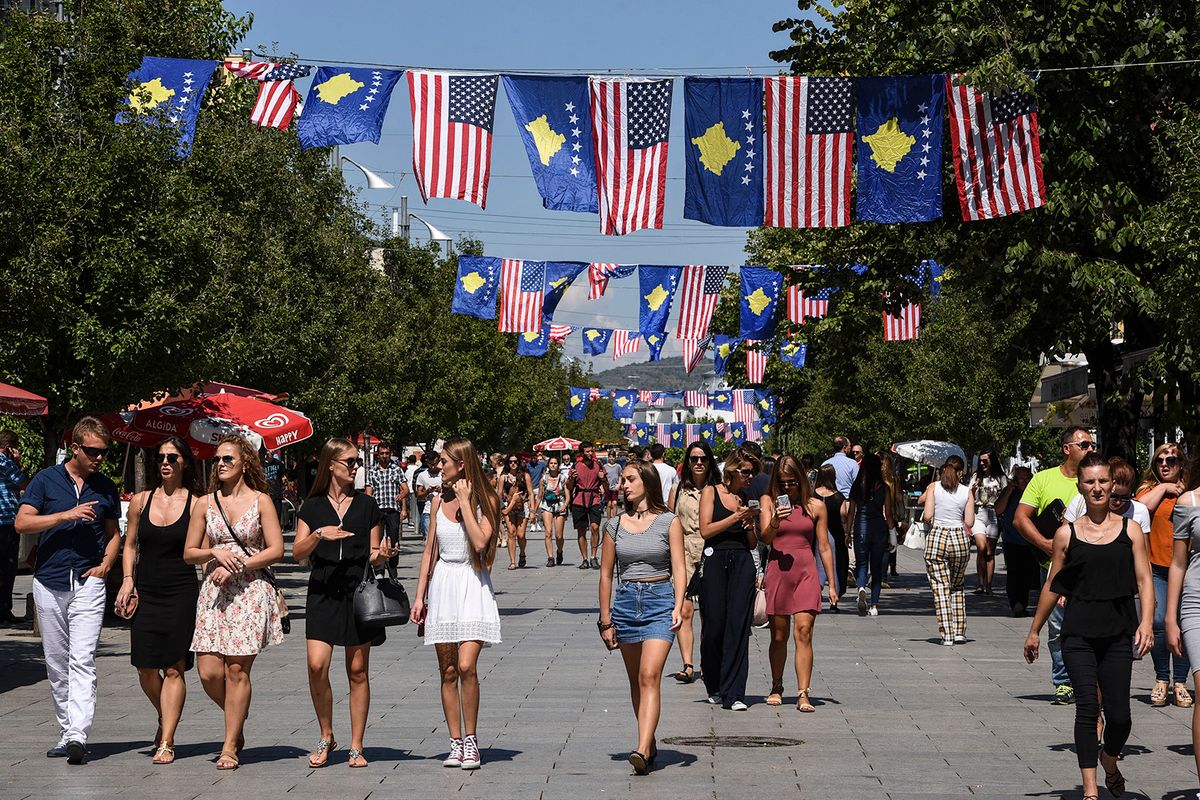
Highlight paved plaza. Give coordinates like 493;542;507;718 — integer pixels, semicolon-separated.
1;535;1197;800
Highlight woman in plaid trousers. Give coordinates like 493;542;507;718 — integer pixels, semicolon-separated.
921;456;975;646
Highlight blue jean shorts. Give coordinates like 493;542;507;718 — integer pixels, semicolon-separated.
611;579;675;644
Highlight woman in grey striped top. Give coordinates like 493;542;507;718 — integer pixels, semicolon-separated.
598;460;685;776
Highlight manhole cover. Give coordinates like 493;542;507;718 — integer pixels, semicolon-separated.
662;735;803;748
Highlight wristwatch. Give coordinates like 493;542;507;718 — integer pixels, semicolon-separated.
314;527;324;540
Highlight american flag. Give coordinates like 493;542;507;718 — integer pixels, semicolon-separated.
589;78;672;236
548;324;573;343
638;390;655;405
745;340;767;384
764;76;854;228
732;390;758;426
498;259;545;333
589;388;603;401
786;282;833;324
223;60;311;130
883;296;922;341
684;390;707;409
675;264;728;339
586;262;635;299
612;330;641;359
408;71;498;209
946;75;1046;222
682;338;707;374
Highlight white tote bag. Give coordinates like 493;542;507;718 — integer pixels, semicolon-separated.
902;521;927;550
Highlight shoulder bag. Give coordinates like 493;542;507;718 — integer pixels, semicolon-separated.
213;492;290;635
354;558;411;627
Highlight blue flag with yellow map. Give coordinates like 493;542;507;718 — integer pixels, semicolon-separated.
516;325;550;357
116;57;217;158
634;423;652;446
712;335;741;377
612;390;638;420
708;390;733;412
780;340;808;369
502;75;599;213
566;387;590;420
856;75;945;223
684;78;764;227
729;421;747;447
644;332;667;362
297;67;402;150
452;256;501;319
739;267;783;339
755;390;778;424
638;266;682;335
667;423;686;448
541;261;588;323
698;423;717;446
581;327;613;357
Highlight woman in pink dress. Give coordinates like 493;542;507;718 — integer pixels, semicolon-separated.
184;435;284;770
759;455;837;711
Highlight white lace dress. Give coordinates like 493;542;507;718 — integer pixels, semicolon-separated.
424;506;501;645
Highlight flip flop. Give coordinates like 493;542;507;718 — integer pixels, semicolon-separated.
152;744;174;765
308;738;337;768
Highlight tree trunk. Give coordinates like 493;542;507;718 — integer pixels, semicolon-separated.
1085;339;1141;462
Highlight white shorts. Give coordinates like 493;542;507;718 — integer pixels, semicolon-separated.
971;507;998;539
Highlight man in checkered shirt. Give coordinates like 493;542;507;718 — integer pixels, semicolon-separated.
365;444;407;563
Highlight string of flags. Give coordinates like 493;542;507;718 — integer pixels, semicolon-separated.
568;385;776;424
117;57;1045;229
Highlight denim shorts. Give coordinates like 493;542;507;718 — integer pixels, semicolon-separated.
611;579;675;644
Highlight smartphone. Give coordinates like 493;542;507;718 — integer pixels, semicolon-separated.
776;494;792;509
747;499;760;510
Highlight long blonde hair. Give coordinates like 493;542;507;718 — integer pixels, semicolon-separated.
308;438;357;498
208;434;269;494
1139;442;1184;494
443;437;501;571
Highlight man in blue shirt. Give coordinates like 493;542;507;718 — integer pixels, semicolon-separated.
0;430;30;625
821;436;860;496
15;417;121;764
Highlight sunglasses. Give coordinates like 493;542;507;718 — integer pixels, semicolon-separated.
154;453;181;464
340;457;363;469
779;480;799;488
689;455;707;463
735;468;754;476
1067;440;1095;451
216;454;238;465
507;460;518;464
1110;493;1132;502
1158;456;1180;467
78;445;107;459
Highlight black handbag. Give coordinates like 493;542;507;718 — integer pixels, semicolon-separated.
354;558;411;626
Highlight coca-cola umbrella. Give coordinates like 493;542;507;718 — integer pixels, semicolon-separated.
533;436;581;452
129;394;314;458
0;382;48;417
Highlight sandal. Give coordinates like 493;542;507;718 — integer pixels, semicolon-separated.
1101;751;1125;797
347;748;367;768
215;751;239;770
766;682;784;706
507;563;517;570
796;688;816;713
672;664;695;684
152;743;175;765
1175;683;1195;708
1150;679;1169;707
627;750;648;775
519;553;526;568
308;738;337;768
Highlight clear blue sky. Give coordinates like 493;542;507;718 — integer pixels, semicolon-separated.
221;1;815;367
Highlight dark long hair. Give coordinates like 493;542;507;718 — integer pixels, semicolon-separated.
850;453;884;503
621;460;668;515
816;463;839;493
978;449;1003;479
768;455;811;507
149;436;201;494
679;440;720;490
308;437;358;498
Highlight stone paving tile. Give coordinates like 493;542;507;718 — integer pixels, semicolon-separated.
1;540;1197;798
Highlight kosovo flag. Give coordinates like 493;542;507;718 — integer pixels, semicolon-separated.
502;75;599;213
755;390;778;424
635;423;652;446
297;67;402;149
713;335;740;376
780;340;808;368
708;390;733;411
582;327;613;356
612;390;638;419
452;256;501;319
684;77;764;227
856;75;945;223
739;267;783;339
698;423;717;445
566;387;590;420
116;57;218;157
667;423;686;447
927;259;946;296
542;261;588;323
645;332;666;362
638;266;682;335
729;421;747;446
516;325;550;357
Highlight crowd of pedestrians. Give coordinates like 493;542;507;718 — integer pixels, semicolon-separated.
8;416;1200;792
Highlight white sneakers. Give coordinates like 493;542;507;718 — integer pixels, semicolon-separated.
729;701;749;712
867;606;879;617
443;738;463;767
941;636;954;646
706;693;721;704
460;735;481;770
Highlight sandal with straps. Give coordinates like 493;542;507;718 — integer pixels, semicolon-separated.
1150;679;1169;706
347;748;367;768
672;664;695;684
308;738;337;768
796;688;816;712
215;751;239;770
1101;751;1125;797
152;743;175;765
766;682;784;706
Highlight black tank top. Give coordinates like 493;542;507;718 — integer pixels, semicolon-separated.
1051;518;1137;638
136;488;196;590
708;488;750;551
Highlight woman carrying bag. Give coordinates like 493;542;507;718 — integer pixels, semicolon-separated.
293;438;397;769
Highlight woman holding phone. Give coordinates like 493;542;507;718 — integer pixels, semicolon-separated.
759;456;837;711
597;460;685;774
536;456;569;567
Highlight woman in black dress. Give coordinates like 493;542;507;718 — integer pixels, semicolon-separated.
814;465;849;611
115;437;203;765
293;438;395;769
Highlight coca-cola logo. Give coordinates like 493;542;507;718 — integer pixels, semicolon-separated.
254;413;289;429
159;405;194;417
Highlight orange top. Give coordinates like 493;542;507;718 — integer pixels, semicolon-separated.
1137;487;1176;568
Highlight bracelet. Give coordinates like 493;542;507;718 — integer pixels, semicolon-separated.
597;620;615;632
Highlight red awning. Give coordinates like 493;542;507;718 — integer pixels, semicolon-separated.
0;382;48;417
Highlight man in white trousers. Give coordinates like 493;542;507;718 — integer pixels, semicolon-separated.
15;417;120;765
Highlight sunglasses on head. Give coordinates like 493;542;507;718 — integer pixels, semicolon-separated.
1158;456;1180;467
154;453;181;464
78;445;107;459
340;457;363;469
216;454;238;465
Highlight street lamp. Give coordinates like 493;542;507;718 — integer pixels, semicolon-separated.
391;196;452;255
340;155;394;189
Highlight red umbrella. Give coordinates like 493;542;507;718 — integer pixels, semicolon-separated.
533;436;581;452
129;394;313;457
0;382;48;417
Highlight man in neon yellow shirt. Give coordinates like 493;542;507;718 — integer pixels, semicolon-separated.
1015;425;1096;706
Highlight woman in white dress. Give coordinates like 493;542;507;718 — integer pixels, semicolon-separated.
410;437;501;771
